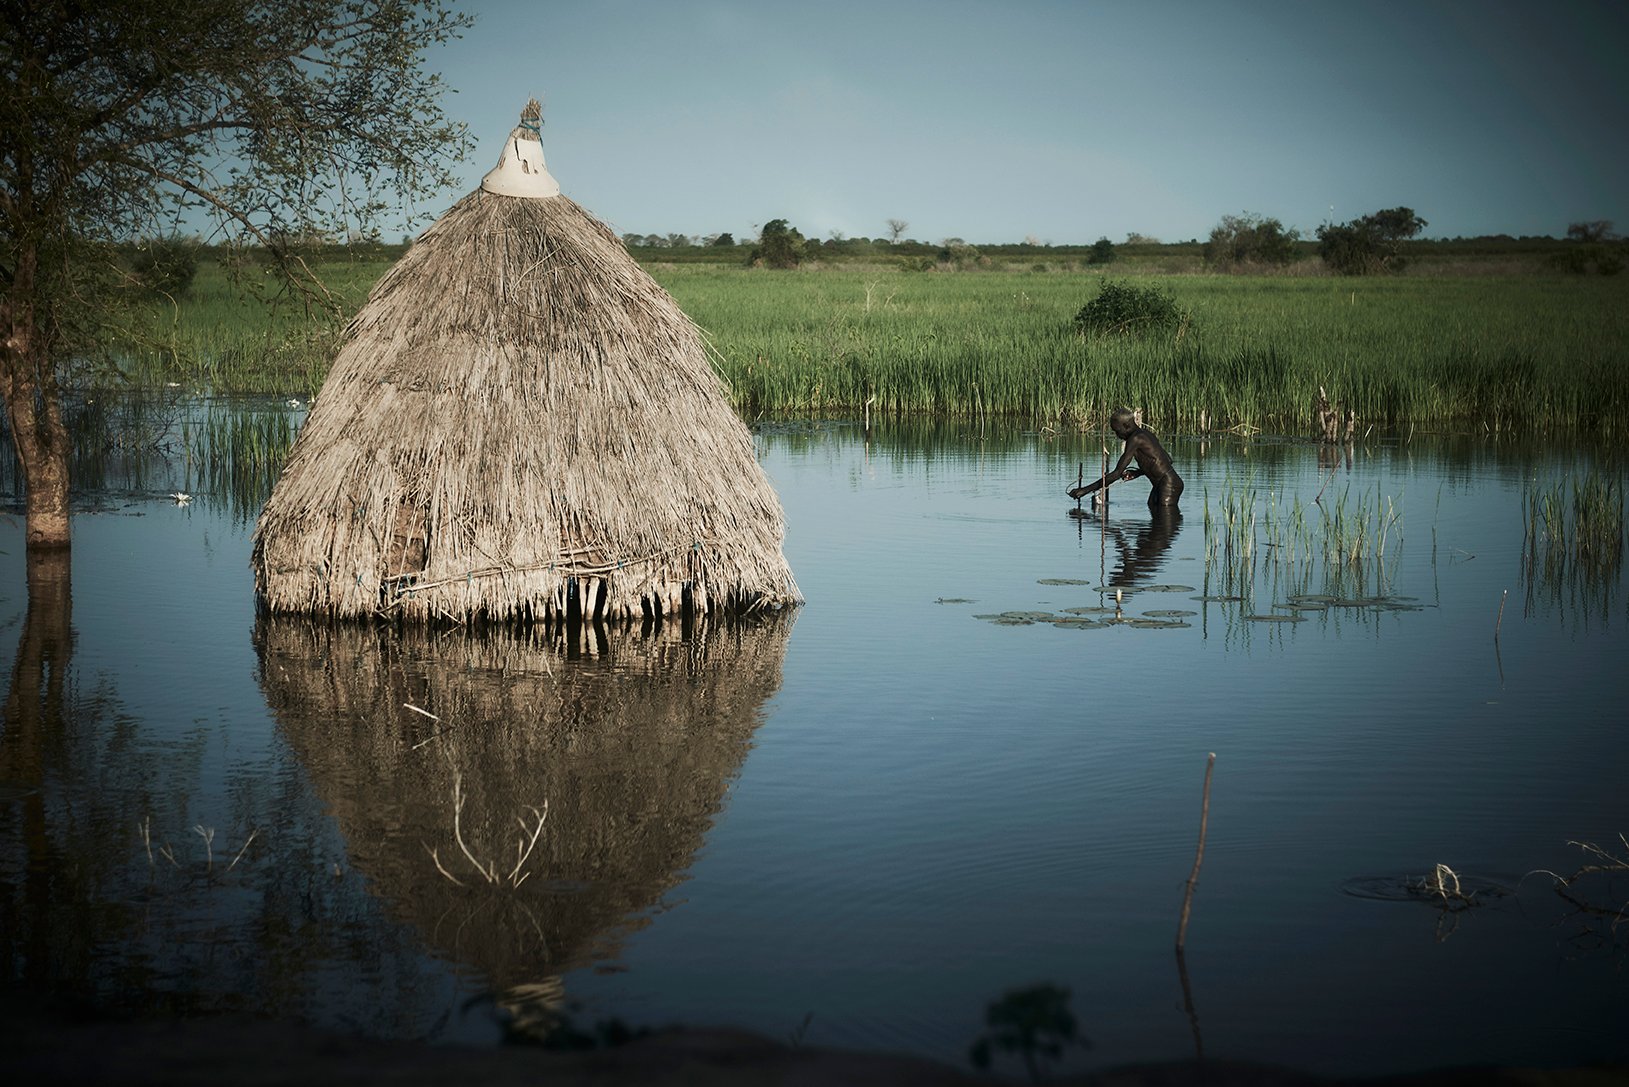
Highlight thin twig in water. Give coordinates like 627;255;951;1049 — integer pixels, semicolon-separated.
424;844;467;887
227;829;260;872
426;768;551;889
1176;752;1216;951
193;825;215;870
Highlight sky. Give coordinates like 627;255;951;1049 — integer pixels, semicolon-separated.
415;0;1628;245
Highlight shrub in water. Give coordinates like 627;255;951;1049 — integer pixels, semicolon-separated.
1074;279;1188;336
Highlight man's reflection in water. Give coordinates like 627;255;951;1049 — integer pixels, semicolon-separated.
1070;504;1184;588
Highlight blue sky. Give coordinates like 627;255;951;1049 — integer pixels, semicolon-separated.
424;0;1628;244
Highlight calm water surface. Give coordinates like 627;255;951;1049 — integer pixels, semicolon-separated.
1;407;1625;1078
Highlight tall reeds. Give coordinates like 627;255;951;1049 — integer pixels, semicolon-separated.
1522;472;1625;617
120;260;1629;436
1202;474;1406;611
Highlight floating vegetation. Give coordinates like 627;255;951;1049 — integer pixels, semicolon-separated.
935;597;976;604
1245;614;1305;623
1144;609;1197;618
1037;577;1091;586
976;606;1193;632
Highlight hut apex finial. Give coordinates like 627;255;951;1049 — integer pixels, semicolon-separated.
481;96;560;199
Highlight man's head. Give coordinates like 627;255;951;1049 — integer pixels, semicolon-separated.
1109;407;1138;439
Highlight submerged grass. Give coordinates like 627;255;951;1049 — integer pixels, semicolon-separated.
1202;474;1406;608
116;259;1629;436
1522;472;1625;618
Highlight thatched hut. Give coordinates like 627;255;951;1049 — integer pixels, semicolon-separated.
252;100;800;623
255;612;793;992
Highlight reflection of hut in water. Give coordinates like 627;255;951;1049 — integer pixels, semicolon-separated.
255;613;793;991
252;99;799;623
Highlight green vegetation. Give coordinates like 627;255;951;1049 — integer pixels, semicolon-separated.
2;0;470;549
1524;472;1624;581
1317;207;1429;275
111;258;391;396
1203;212;1300;270
105;246;1629;438
1202;476;1409;614
656;266;1629;435
1073;279;1188;337
748;218;806;268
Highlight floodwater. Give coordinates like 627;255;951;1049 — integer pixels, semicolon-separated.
1;400;1625;1080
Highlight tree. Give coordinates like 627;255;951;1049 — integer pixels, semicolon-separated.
1566;220;1615;244
1088;236;1117;265
1316;206;1428;275
1556;219;1622;275
711;232;735;247
886;218;908;244
1203;212;1300;269
1;1;472;551
749;218;805;268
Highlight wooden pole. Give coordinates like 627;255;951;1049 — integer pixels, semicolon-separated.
1175;752;1216;951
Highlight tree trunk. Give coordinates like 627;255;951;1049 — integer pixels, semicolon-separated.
0;239;72;551
4;388;72;550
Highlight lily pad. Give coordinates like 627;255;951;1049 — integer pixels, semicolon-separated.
1245;613;1305;623
1142;584;1197;593
1143;609;1197;618
1126;618;1192;629
1063;606;1116;615
1050;618;1107;629
1193;594;1245;603
935;597;977;604
1037;578;1092;586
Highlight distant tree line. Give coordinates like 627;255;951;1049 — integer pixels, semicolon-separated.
120;215;1623;292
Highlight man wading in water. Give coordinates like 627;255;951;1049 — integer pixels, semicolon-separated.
1068;408;1184;508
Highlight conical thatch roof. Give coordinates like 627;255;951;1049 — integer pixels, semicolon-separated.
252;102;800;623
255;613;793;989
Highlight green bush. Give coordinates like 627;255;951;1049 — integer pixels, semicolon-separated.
1204;213;1299;270
1317;207;1427;275
131;236;200;296
748;219;805;269
1073;279;1188;336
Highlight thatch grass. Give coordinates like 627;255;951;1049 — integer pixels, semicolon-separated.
252;188;800;622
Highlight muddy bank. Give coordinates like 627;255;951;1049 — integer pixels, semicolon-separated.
5;1004;1625;1087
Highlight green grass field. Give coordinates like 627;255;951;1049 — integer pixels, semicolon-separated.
119;257;1629;436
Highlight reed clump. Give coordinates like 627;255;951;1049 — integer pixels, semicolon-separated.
1202;475;1404;607
1522;471;1625;619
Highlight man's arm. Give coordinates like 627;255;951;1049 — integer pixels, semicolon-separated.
1068;445;1137;498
